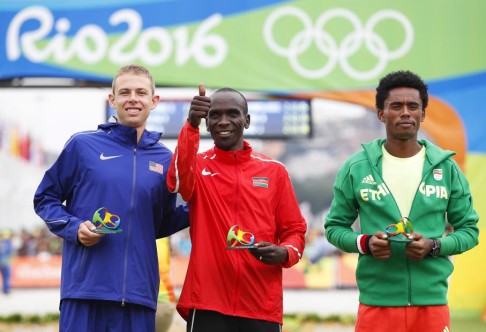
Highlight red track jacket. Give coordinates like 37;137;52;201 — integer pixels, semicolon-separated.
167;121;306;324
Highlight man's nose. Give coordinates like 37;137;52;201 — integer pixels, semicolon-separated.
219;114;230;125
401;106;411;116
128;92;138;102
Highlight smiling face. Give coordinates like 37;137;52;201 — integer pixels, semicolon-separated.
377;87;425;142
207;90;250;151
108;73;159;131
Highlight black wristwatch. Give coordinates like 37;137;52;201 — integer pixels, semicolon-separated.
429;239;441;257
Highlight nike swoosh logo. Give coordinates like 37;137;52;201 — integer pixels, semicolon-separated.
202;168;219;176
100;153;123;160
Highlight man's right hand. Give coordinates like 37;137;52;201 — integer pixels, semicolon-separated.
369;231;391;259
78;220;103;247
188;83;210;129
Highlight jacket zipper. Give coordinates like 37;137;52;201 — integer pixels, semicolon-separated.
231;150;242;313
121;147;137;306
405;162;437;305
373;169;414;306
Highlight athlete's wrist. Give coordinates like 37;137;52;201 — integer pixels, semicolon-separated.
357;234;372;255
429;238;441;257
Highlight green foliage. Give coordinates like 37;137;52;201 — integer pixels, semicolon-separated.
0;313;59;324
283;313;356;326
0;314;22;322
26;315;41;324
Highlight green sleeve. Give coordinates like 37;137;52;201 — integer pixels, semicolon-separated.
324;165;360;253
440;160;479;256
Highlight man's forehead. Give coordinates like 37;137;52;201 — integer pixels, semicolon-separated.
210;96;244;109
387;87;420;99
386;88;421;102
211;90;242;102
115;74;151;88
117;86;149;91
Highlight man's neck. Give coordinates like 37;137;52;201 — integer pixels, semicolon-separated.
383;139;422;158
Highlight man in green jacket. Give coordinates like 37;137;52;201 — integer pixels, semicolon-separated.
325;70;479;332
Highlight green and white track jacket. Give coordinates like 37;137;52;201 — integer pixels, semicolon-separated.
325;139;479;306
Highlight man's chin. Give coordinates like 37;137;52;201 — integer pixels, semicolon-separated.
214;140;234;151
119;118;144;128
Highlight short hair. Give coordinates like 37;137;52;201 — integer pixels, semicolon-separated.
112;64;155;95
212;87;249;114
375;70;428;111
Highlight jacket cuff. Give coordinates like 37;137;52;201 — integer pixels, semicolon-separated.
281;244;302;268
185;119;200;131
67;217;85;245
438;236;454;256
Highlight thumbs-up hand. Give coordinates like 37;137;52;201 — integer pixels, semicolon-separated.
188;83;210;129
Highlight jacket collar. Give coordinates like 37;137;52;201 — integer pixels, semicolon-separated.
210;140;253;164
98;122;162;149
362;138;455;168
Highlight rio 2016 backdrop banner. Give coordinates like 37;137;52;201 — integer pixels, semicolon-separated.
1;0;485;318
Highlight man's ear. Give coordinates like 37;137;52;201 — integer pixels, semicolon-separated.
245;114;251;129
108;94;115;108
377;109;385;122
151;95;160;110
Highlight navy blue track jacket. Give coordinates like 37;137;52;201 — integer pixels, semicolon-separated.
34;122;188;310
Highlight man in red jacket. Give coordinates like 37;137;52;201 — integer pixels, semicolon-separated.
167;84;306;331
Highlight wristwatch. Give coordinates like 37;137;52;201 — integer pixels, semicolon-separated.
429;238;441;257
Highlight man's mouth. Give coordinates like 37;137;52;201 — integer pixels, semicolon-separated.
218;130;231;136
126;108;141;115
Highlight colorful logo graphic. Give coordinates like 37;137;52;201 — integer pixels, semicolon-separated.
91;207;122;234
227;225;257;249
386;217;414;242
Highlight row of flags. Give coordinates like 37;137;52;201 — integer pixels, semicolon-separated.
0;120;46;167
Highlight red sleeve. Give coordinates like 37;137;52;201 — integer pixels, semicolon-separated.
275;167;307;268
167;121;200;202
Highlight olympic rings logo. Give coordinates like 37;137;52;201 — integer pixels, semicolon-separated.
263;7;414;80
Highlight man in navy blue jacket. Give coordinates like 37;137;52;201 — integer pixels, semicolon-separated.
34;64;188;332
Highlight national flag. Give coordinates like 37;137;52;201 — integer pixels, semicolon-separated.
149;161;163;174
252;177;269;188
433;169;443;181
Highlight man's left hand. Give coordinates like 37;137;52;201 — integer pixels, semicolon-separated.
405;232;433;260
250;242;288;264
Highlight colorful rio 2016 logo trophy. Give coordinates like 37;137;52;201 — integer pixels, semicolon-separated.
227;225;258;249
91;207;123;234
386;217;414;242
